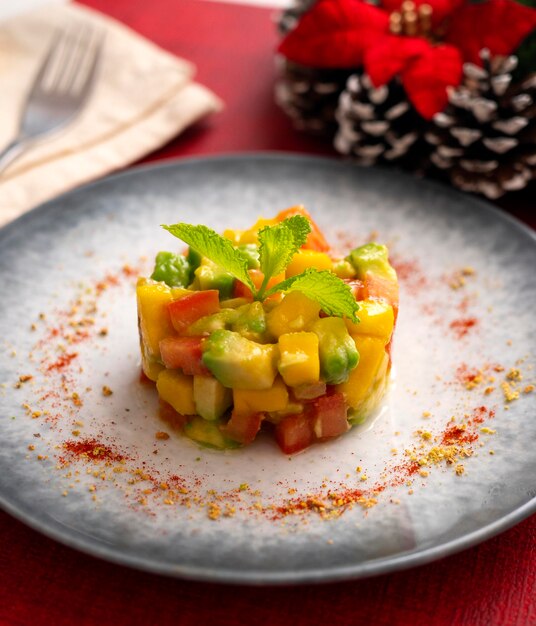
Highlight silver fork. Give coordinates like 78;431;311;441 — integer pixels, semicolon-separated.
0;25;103;175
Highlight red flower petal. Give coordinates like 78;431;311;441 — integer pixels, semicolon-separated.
402;45;463;119
278;0;389;68
381;0;465;27
445;0;536;65
364;35;430;87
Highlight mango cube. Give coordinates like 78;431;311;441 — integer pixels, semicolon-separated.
223;217;277;245
266;291;320;339
156;369;196;415
335;335;386;409
233;376;289;414
136;279;175;355
140;340;165;382
278;332;320;387
345;299;394;344
285;250;333;278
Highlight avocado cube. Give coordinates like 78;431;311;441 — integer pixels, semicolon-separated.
184;416;239;449
193;375;232;421
202;330;278;390
151;251;191;287
312;317;359;385
232;302;266;340
186;309;239;336
194;259;235;299
346;243;396;280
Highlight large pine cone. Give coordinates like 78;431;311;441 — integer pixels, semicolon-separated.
334;73;429;168
275;58;353;136
425;50;536;199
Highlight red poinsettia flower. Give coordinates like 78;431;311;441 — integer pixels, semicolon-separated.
278;0;536;119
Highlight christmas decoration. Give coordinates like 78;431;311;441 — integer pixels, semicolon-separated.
275;59;353;135
426;50;536;198
334;72;428;167
275;0;536;198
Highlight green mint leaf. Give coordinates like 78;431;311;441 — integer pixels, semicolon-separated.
282;214;311;249
257;216;311;297
162;223;255;292
258;224;294;280
266;269;360;322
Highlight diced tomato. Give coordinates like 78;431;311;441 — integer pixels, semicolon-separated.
167;290;220;333
233;279;254;300
233;269;284;301
221;410;263;445
275;410;315;454
311;392;349;440
275;206;330;253
362;271;399;350
158;400;188;432
159;336;209;375
344;278;367;302
364;271;399;320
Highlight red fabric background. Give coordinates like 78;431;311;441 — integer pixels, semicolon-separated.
1;1;535;624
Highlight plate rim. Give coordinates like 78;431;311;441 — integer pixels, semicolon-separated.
1;482;535;585
2;151;535;246
1;151;535;584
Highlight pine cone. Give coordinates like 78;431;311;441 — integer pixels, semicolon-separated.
334;73;429;167
275;58;353;136
426;50;536;199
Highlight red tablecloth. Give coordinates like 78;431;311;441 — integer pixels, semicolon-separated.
1;1;535;624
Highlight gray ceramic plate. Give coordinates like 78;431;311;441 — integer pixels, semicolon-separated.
0;154;535;584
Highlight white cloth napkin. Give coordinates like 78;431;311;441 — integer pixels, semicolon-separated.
0;2;222;225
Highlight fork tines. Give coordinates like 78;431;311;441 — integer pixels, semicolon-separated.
31;24;103;98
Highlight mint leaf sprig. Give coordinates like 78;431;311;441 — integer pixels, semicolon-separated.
162;223;255;292
265;269;359;322
256;214;311;300
161;216;359;322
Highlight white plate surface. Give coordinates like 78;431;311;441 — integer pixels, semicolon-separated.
0;154;534;583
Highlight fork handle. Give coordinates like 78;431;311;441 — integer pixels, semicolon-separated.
0;138;30;175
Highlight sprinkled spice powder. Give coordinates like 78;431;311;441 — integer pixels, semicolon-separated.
454;361;534;408
449;317;478;339
441;426;478;445
47;352;79;372
95;274;120;293
389;256;428;296
502;382;520;403
13;255;535;524
445;267;476;290
60;439;127;464
456;364;484;388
